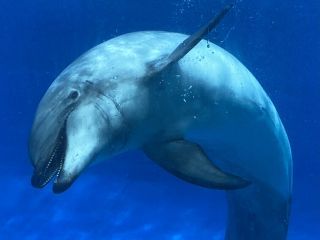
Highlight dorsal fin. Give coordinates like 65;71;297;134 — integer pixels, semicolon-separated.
148;4;234;76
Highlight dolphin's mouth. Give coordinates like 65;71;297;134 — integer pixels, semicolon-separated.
31;121;67;189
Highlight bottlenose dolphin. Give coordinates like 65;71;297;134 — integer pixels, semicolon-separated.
29;5;292;239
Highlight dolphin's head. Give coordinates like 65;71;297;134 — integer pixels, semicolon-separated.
29;66;127;193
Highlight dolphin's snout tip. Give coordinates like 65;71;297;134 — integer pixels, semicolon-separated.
52;173;76;194
52;182;70;194
31;171;46;189
31;169;75;193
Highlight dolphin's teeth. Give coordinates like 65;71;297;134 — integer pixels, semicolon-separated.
38;121;67;187
45;146;57;171
41;173;54;187
55;151;65;181
54;129;66;183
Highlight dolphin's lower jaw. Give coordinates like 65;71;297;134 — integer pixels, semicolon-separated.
52;172;77;193
31;120;68;191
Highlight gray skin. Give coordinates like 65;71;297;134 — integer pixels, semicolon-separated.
29;8;292;239
30;5;246;193
29;30;251;193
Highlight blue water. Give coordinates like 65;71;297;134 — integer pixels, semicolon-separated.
1;0;319;239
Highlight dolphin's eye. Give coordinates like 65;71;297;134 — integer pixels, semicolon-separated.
68;90;79;100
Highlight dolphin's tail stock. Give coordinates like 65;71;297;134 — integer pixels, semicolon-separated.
225;184;291;240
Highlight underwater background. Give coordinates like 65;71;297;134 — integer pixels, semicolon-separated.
0;0;319;239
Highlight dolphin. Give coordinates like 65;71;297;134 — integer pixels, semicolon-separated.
29;5;292;239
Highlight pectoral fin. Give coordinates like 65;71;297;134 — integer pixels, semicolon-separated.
143;139;250;190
